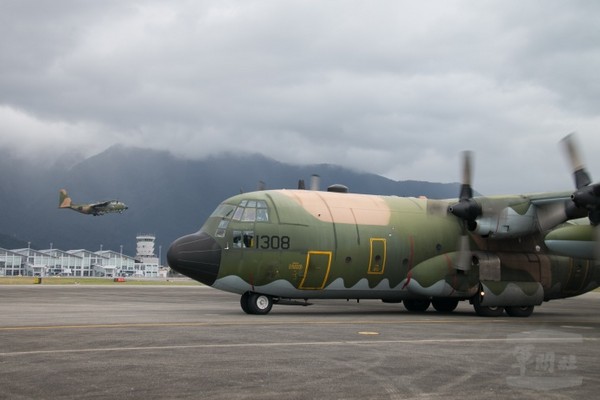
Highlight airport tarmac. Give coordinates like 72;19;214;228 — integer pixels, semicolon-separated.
1;285;599;400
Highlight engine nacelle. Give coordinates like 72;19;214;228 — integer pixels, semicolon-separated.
473;205;538;239
544;223;595;259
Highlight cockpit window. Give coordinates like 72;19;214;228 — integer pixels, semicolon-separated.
242;208;256;222
231;199;269;222
256;208;268;222
213;204;236;238
211;204;236;219
232;207;244;221
233;230;254;248
214;199;269;238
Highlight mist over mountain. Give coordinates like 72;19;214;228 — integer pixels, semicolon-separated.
0;146;461;261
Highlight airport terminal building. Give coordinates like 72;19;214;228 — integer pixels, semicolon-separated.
0;235;163;278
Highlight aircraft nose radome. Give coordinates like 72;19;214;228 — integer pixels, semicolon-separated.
167;232;222;286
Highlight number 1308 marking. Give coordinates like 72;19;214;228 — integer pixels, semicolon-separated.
256;235;290;249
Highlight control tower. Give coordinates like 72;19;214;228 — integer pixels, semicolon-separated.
135;234;160;277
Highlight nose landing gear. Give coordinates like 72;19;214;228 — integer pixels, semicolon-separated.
241;292;273;315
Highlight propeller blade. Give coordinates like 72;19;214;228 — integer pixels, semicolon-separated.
459;151;474;200
561;133;592;189
448;151;481;270
448;151;482;223
455;228;472;271
560;132;600;225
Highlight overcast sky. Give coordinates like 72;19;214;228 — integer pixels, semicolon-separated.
1;0;599;194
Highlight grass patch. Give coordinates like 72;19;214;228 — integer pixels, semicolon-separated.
0;276;202;286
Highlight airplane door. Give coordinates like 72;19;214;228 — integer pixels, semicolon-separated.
368;238;387;274
299;251;332;290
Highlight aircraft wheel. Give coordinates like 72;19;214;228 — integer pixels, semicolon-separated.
472;293;504;317
403;299;431;312
473;305;504;317
245;293;273;315
240;292;251;314
473;302;504;317
505;305;534;317
432;298;459;313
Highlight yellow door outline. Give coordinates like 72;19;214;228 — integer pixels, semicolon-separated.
299;251;332;290
368;238;386;275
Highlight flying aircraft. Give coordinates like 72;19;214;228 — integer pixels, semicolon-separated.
167;134;600;317
58;189;128;216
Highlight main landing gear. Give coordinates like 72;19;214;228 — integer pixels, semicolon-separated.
239;292;535;317
401;297;535;317
472;304;534;317
471;295;535;317
504;305;535;317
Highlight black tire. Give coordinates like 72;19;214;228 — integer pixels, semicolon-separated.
505;305;534;317
245;293;273;315
432;298;459;313
403;298;431;312
473;304;504;317
472;295;505;317
240;292;251;314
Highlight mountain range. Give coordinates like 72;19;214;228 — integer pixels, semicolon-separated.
0;145;461;262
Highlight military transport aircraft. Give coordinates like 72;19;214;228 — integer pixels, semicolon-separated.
167;134;600;317
58;189;128;216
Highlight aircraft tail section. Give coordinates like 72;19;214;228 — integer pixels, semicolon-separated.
59;189;72;208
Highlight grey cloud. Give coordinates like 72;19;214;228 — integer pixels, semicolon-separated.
0;0;598;194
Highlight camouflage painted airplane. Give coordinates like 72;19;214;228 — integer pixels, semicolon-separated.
167;134;600;317
58;189;128;216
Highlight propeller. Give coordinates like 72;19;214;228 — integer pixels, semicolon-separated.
447;151;482;270
560;133;600;260
561;133;600;225
562;133;592;189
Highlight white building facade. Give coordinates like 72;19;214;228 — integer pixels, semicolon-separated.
0;249;25;276
0;240;154;277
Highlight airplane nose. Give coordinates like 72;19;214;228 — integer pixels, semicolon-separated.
167;232;222;286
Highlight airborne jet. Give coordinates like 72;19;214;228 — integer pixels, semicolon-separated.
167;134;600;317
58;189;128;216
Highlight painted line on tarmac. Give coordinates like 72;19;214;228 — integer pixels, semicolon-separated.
3;317;600;332
0;318;509;331
1;336;598;357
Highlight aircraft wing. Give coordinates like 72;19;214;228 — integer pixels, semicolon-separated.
89;201;112;210
456;190;587;241
530;191;588;231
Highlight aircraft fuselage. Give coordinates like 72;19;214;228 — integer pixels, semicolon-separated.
167;189;600;316
69;201;128;216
